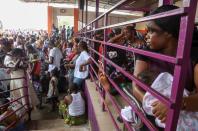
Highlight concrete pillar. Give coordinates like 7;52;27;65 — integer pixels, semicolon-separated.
47;6;53;35
74;8;79;33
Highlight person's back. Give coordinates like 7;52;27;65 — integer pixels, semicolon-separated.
50;47;63;70
68;92;85;116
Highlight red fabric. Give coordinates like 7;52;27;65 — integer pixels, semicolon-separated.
33;61;41;76
66;52;76;61
99;45;103;61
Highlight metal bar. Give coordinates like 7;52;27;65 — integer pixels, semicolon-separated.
5;109;28;131
89;57;100;90
91;67;132;131
0;77;25;81
89;57;155;130
23;71;31;120
89;71;120;130
84;0;128;29
106;91;134;131
0;95;28;109
89;47;173;108
95;0;99;28
0;87;26;94
90;64;99;80
101;14;108;112
86;38;178;64
83;7;187;33
106;76;157;131
84;80;100;131
165;0;198;130
0;104;27;122
82;9;84;30
86;0;88;25
85;0;88;38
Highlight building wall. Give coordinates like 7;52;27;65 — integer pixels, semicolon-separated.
52;8;74;27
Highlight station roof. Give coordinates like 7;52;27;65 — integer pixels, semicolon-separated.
19;0;180;12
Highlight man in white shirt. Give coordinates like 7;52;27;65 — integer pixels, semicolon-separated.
47;41;63;72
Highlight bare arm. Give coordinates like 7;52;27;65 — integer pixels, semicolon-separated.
64;95;72;105
132;60;149;103
45;56;54;64
183;64;198;111
108;33;124;44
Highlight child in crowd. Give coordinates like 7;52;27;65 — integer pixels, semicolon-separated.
137;71;198;130
59;83;86;126
47;67;59;111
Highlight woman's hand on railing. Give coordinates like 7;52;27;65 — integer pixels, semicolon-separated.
151;100;168;123
98;72;110;91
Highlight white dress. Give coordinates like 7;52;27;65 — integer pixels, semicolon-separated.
4;56;39;108
143;72;198;130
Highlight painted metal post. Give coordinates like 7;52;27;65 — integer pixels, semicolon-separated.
101;14;108;112
90;22;95;83
23;71;31;120
95;0;99;28
85;0;88;26
158;0;173;6
165;0;198;131
85;0;88;38
81;4;84;31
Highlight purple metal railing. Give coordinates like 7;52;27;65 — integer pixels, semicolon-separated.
89;46;157;131
0;72;30;130
78;0;198;130
89;71;126;131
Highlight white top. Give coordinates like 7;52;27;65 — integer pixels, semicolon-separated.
68;92;85;116
74;51;90;79
47;77;59;98
4;53;13;67
142;72;198;130
49;47;63;71
13;42;18;48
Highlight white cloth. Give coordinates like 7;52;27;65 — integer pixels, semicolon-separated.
68;92;85;116
13;42;18;48
4;53;12;67
47;77;59;98
4;56;39;108
74;51;90;79
143;72;198;130
66;48;72;55
49;47;63;70
121;106;133;122
8;100;26;118
16;45;23;49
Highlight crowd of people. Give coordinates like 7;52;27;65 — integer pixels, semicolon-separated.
0;24;90;129
0;4;198;131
